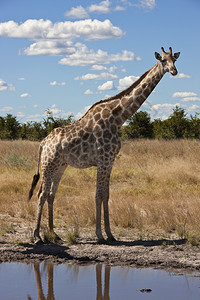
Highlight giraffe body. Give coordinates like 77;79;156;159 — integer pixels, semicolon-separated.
28;47;180;243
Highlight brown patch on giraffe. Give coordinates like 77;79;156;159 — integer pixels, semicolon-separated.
73;146;81;156
89;134;96;143
102;108;110;119
98;138;104;146
122;109;130;120
94;125;102;137
82;132;90;141
97;119;105;129
137;94;146;104
94;113;101;122
110;124;117;134
86;119;93;131
143;88;150;98
115;117;123;126
130;102;140;112
93;106;102;114
134;87;142;96
142;83;147;89
109;116;114;123
103;130;112;140
108;101;118;111
82;142;88;153
112;105;123;116
104;144;111;152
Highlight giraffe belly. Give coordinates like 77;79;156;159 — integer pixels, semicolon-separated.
63;143;98;169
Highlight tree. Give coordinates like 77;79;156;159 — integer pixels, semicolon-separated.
2;114;21;139
124;111;153;139
168;106;189;138
188;113;200;138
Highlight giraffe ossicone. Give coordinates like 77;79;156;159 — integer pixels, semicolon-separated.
28;47;180;244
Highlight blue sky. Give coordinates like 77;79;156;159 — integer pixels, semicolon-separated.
0;0;199;122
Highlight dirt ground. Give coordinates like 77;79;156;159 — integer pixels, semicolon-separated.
0;222;200;271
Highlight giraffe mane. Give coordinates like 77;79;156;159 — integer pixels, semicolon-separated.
78;65;154;121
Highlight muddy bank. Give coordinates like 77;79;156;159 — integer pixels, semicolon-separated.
0;232;200;271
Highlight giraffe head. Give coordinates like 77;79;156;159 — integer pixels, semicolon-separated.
155;47;180;76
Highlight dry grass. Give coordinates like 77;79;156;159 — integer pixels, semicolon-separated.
0;139;200;241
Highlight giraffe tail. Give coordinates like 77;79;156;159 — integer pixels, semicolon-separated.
28;143;42;202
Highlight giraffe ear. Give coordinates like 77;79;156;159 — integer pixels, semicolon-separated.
155;52;162;61
173;52;180;60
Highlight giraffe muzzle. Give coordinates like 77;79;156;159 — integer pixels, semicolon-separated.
170;67;178;76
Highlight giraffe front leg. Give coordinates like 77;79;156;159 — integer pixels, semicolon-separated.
95;196;105;243
103;198;116;242
96;164;115;243
47;196;62;243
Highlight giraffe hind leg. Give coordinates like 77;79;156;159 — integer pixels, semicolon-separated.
47;165;67;243
34;180;51;244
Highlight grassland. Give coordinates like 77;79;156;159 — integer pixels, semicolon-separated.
0;139;200;243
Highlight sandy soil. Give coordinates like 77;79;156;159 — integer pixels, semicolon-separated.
0;223;200;271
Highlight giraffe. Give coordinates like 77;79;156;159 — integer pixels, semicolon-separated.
28;47;180;244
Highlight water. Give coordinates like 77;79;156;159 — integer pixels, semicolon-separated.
0;262;199;300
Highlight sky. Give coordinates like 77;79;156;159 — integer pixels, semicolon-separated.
0;0;200;123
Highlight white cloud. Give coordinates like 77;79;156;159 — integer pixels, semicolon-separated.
90;64;117;72
136;0;156;10
0;18;124;57
114;5;126;11
65;1;133;19
74;72;118;80
181;97;200;102
188;104;199;111
170;73;191;79
118;75;139;90
16;111;25;117
0;19;123;41
59;44;139;66
20;93;31;98
65;6;89;19
98;80;116;90
84;89;93;95
151;103;180;111
88;0;111;13
0;106;13;112
17;77;25;81
108;65;117;73
24;40;75;56
26;114;44;121
150;102;181;119
0;78;15;91
50;81;66;86
91;64;107;71
172;92;197;98
47;104;64;116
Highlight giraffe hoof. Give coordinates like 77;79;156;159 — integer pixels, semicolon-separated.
107;236;116;243
34;239;44;245
54;233;63;243
97;238;106;244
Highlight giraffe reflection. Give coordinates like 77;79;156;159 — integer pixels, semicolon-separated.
28;263;55;300
28;263;111;300
96;264;111;300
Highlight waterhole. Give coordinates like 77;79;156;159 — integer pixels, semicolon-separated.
0;262;199;299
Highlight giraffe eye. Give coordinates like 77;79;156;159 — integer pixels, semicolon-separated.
161;59;167;65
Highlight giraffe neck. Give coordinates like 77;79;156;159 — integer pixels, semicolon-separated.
112;61;165;128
